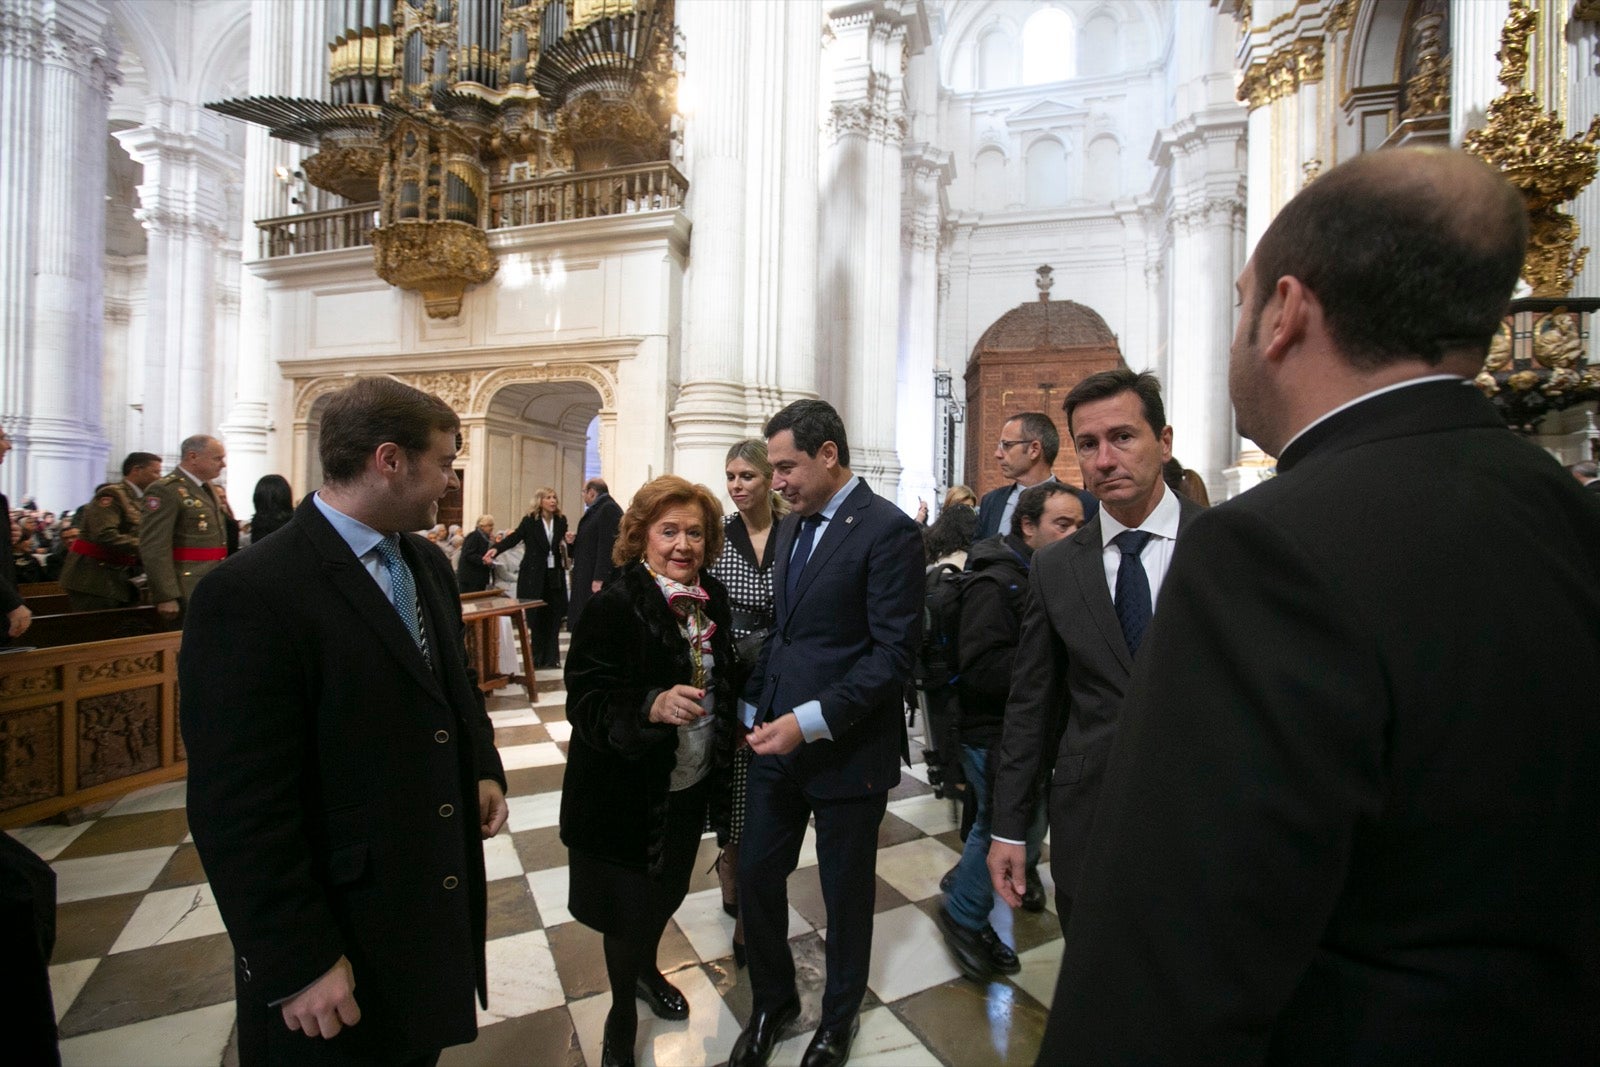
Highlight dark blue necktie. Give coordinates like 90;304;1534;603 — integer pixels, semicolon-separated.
785;515;824;603
1112;529;1153;656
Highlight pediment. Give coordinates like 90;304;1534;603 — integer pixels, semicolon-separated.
1005;99;1085;126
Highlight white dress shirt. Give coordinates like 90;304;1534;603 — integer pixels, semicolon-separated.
1097;481;1182;612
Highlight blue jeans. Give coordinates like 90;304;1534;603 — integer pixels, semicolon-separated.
945;743;1046;930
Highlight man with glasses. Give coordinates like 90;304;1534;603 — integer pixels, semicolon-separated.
974;412;1093;540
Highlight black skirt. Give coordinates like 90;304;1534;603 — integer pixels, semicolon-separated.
567;777;709;938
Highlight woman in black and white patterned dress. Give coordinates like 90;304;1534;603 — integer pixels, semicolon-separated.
707;438;783;966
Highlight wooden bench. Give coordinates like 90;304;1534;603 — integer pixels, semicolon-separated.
1;609;184;828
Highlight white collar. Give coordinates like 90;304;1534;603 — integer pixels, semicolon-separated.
1098;481;1181;548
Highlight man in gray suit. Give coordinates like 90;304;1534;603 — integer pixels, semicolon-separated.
986;368;1204;929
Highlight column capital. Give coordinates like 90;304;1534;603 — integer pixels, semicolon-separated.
0;0;121;95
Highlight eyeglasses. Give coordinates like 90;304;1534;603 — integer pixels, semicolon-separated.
997;438;1036;451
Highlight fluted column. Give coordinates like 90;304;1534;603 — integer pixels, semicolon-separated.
1567;10;1598;297
1155;109;1247;499
819;0;927;500
671;0;751;483
1451;0;1511;144
897;142;949;513
775;0;821;408
223;0;327;498
116;122;234;468
0;0;118;507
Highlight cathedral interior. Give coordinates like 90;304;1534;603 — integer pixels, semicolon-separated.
2;1;1598;1064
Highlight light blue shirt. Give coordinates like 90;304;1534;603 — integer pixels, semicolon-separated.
312;492;398;607
742;475;861;741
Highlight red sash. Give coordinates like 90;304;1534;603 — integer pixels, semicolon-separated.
69;539;138;568
173;546;227;562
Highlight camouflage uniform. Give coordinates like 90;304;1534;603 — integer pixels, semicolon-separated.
138;471;234;614
60;481;145;610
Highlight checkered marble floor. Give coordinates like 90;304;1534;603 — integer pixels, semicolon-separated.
9;638;1061;1066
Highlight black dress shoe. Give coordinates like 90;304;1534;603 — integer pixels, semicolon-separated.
939;863;957;894
733;938;747;968
800;1016;859;1067
935;905;1019;980
729;999;800;1067
635;973;689;1020
1021;866;1047;913
600;1037;636;1067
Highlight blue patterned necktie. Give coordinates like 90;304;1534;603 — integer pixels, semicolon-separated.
375;534;429;663
785;514;825;603
1112;529;1154;656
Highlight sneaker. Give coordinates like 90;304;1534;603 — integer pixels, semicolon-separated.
1021;866;1046;913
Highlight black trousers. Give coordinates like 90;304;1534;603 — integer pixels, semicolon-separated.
529;570;566;668
739;754;888;1030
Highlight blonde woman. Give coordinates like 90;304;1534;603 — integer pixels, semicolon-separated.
486;488;569;668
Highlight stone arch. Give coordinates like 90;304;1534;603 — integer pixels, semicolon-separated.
471;362;618;417
1021;7;1075;85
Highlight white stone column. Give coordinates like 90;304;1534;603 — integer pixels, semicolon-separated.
775;0;822;409
0;0;118;508
1155;108;1247;499
116;122;234;468
897;142;949;514
1451;0;1511;144
223;0;327;501
671;0;751;483
1567;12;1599;298
819;0;927;500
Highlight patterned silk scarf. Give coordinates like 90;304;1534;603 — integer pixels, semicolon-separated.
645;563;717;688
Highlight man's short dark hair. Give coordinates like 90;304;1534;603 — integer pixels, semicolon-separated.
1251;149;1527;370
318;377;460;485
585;478;609;495
122;451;160;476
764;399;851;468
1011;481;1079;537
1007;412;1060;466
1063;368;1166;437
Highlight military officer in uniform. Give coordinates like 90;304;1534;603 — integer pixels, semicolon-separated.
140;435;233;622
61;451;162;611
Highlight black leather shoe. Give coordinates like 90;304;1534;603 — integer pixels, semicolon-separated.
729;999;800;1067
635;973;689;1020
600;1036;636;1067
936;905;1021;981
733;938;747;968
800;1016;860;1067
939;863;957;894
1022;866;1047;913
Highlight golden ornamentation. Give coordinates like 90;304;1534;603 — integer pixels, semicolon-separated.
77;655;162;685
1463;0;1600;296
554;92;669;170
371;219;498;319
1236;38;1323;110
1507;369;1542;391
1326;0;1355;35
1485;320;1514;370
302;142;386;202
1532;310;1586;368
1401;14;1451;120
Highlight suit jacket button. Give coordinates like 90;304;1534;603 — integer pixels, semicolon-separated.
438;803;454;818
442;875;459;889
434;729;449;743
783;635;792;645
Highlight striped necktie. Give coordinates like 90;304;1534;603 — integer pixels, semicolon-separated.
375;534;430;664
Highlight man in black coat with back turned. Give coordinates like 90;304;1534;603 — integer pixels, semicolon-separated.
182;377;507;1066
1042;149;1600;1065
567;477;621;628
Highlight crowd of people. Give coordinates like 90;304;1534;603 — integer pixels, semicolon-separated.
5;147;1600;1067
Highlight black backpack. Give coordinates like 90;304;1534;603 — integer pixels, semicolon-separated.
913;563;971;691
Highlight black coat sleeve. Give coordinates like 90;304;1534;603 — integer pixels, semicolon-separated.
563;582;680;761
590;502;622;583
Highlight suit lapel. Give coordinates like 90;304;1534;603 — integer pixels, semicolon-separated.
773;512;800;623
1068;516;1133;673
786;481;871;617
298;499;449;704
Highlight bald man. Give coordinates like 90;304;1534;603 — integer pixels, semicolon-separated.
1041;149;1600;1063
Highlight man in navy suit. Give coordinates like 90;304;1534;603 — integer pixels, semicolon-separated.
973;411;1095;541
731;400;924;1067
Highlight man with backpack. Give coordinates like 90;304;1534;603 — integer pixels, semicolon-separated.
934;481;1083;981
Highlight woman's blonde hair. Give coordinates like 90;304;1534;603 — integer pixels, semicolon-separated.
943;485;978;510
725;438;789;517
613;476;725;569
529;487;563;519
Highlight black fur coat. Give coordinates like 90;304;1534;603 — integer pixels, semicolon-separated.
560;560;741;874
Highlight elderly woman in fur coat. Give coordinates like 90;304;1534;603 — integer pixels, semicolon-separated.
561;475;742;1067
